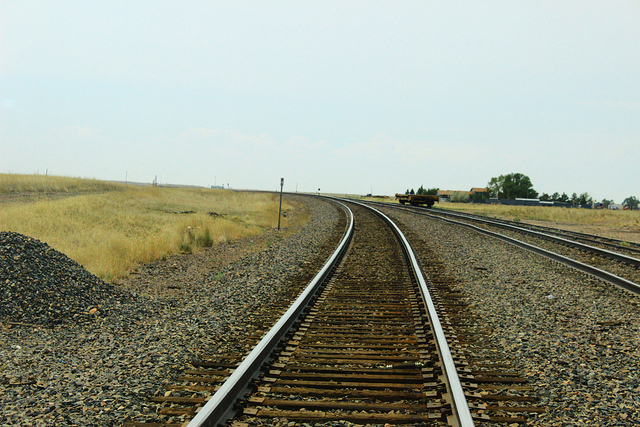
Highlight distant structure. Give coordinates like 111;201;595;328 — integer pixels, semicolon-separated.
437;187;488;202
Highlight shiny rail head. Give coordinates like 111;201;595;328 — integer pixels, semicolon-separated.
338;198;475;427
186;201;355;427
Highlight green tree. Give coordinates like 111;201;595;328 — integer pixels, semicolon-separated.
540;193;551;201
487;177;500;197
425;187;439;195
408;186;438;195
623;196;639;210
601;199;613;209
570;193;579;206
471;189;488;201
577;192;593;206
487;173;538;199
451;191;470;203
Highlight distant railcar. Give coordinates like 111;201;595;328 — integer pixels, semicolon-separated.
395;193;439;208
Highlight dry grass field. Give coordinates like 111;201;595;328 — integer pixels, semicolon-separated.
0;173;125;195
0;174;306;280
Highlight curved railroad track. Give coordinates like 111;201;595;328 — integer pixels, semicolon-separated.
433;208;640;257
363;202;640;294
124;198;545;426
369;199;640;425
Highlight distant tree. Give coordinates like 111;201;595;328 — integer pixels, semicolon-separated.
623;196;639;210
540;193;551;201
471;189;488;201
451;191;470;203
570;193;577;203
558;193;569;203
550;192;560;201
425;187;439;195
407;186;438;195
487;173;538;199
487;177;500;197
601;199;613;209
577;192;593;206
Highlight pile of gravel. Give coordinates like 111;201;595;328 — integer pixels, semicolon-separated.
0;232;140;325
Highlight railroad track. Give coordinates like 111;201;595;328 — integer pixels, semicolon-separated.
426;207;640;266
227;201;469;426
365;202;640;294
432;207;640;257
124;199;544;426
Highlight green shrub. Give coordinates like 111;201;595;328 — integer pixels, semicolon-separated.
197;227;214;248
451;191;470;203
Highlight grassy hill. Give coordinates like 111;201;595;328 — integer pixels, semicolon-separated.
0;174;306;280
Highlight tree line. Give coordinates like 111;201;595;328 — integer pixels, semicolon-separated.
405;185;439;196
406;172;639;210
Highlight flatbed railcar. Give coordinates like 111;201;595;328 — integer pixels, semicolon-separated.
395;193;439;208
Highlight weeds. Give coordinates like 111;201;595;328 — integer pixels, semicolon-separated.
179;225;214;253
197;227;214;248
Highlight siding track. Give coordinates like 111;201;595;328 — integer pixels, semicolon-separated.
433;208;640;257
370;203;640;294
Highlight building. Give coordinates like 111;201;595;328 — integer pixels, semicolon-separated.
470;187;489;199
437;188;489;202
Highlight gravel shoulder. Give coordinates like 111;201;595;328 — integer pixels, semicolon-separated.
385;207;640;426
5;196;638;426
0;195;344;426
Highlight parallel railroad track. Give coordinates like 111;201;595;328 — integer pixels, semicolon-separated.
427;208;640;267
432;207;640;257
125;199;545;426
366;202;640;293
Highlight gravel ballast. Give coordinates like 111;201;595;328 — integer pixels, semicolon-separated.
4;196;640;426
0;195;343;426
385;207;640;426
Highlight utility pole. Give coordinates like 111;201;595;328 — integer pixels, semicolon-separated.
278;178;284;231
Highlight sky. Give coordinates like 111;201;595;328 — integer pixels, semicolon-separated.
1;1;639;203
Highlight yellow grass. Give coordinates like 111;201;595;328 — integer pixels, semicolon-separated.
0;175;305;281
0;173;124;194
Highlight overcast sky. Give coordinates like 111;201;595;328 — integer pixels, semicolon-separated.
1;1;639;202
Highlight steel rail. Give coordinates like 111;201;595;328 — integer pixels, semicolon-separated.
434;207;640;254
187;201;355;427
347;200;475;427
426;208;640;267
409;208;640;295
